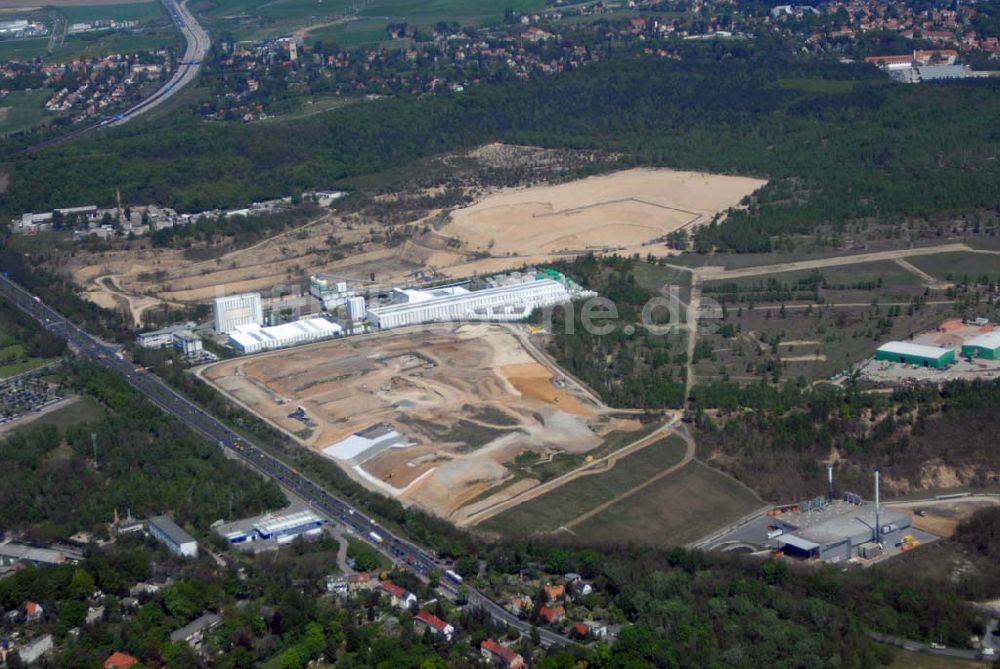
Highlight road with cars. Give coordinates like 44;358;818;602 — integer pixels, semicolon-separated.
108;0;210;127
25;0;210;152
0;273;571;649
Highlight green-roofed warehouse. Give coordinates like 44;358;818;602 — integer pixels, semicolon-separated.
875;341;955;368
961;331;1000;360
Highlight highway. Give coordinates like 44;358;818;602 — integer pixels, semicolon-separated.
25;0;210;152
0;273;571;649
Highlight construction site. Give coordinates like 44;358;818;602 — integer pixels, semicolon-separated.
196;323;646;521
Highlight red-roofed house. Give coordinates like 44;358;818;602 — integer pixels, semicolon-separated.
24;601;42;621
572;621;589;638
380;580;417;610
348;572;376;592
481;639;526;669
543;582;565;603
415;609;454;641
104;651;140;669
539;605;566;624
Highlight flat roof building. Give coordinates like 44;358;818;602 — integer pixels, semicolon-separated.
228;317;342;354
773;500;911;563
149;515;198;558
368;278;582;330
961;331;1000;360
213;293;263;334
214;507;325;552
875;341;955;368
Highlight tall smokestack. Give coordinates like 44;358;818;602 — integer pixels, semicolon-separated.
874;468;881;544
827;465;834;500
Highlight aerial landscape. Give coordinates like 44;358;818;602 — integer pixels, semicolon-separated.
0;0;999;665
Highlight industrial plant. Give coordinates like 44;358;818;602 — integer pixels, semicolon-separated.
705;468;933;564
367;269;594;330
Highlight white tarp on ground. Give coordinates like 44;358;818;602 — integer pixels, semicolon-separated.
322;425;411;463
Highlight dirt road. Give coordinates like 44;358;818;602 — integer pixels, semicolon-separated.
695;243;972;281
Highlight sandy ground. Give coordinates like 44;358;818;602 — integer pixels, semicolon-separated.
891;497;1000;537
441;168;764;256
198;323;639;519
63;165;766;325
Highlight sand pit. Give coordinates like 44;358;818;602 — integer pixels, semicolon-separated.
198;323;641;519
440;168;765;256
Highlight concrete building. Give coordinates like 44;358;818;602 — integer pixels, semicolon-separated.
215;507;325;552
18;634;53;665
875;341;955;368
170;613;222;648
149;515;198;558
962;331;1000;360
213;293;263;334
0;543;74;567
136;323;203;356
772;499;911;562
347;295;367;321
227;317;342;354
368;277;581;329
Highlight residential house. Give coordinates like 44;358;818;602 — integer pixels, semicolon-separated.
380;581;417;610
572;622;590;638
508;594;533;616
23;601;43;622
539;605;566;624
348;572;376;592
104;651;140;669
480;639;526;669
543;583;565;603
415;610;454;641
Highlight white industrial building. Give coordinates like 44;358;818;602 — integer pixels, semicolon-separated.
228;317;342;354
136;322;203;356
149;515;198;558
213;293;263;334
347;295;367;321
214;507;325;552
368;278;582;329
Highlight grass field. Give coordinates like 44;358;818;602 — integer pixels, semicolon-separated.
0;88;50;136
907;251;1000;283
886;649;982;669
32;395;105;433
572;460;763;547
478;435;689;536
52;28;179;59
202;0;549;43
0;37;49;60
58;1;162;23
0;342;56;378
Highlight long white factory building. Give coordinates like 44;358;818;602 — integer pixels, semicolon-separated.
229;317;342;354
367;277;584;329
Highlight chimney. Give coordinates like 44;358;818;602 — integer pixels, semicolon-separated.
874;468;881;544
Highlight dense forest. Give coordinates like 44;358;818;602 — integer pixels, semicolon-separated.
0;361;286;542
4;41;1000;251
